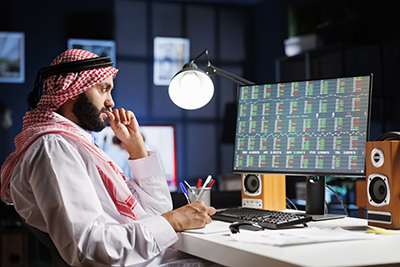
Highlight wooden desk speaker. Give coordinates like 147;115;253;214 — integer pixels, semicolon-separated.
365;140;400;229
241;174;286;210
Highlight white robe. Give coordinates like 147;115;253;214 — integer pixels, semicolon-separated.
7;115;178;266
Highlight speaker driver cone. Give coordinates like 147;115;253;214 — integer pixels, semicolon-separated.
367;174;390;207
369;178;387;204
243;174;260;194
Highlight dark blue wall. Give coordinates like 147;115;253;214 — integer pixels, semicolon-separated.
2;0;400;190
0;0;115;159
0;0;255;189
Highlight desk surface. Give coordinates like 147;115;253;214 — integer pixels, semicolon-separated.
172;217;400;267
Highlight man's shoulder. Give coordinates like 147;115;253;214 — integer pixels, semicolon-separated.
24;132;90;164
30;132;84;149
35;131;76;141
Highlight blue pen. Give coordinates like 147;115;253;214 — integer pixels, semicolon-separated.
184;180;198;200
180;182;192;204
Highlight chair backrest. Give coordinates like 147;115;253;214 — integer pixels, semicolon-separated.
21;219;71;267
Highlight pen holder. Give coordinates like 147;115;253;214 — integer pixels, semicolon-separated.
188;187;211;206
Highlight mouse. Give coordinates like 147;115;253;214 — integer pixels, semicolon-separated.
229;221;264;234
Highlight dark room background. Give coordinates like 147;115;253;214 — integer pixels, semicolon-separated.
1;0;400;192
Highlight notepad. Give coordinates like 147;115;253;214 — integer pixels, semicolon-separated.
183;221;230;234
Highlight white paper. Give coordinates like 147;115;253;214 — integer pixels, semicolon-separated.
184;221;230;234
230;227;378;246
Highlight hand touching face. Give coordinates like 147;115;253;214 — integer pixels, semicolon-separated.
106;108;148;160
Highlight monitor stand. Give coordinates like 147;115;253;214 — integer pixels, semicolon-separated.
305;176;346;221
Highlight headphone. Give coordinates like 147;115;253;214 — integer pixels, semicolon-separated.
27;56;114;110
374;131;400;141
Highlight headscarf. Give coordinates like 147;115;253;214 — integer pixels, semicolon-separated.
23;49;117;129
1;49;146;221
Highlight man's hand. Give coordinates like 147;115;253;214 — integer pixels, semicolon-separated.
106;108;148;160
161;201;216;232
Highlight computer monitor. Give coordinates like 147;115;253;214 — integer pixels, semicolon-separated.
233;75;373;218
92;125;178;191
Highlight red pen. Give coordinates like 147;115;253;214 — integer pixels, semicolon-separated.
207;179;215;188
196;178;202;188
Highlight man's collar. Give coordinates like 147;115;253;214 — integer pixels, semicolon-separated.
52;112;95;144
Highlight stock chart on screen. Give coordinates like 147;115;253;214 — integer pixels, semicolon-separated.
233;75;372;177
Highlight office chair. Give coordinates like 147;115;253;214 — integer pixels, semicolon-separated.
21;218;71;267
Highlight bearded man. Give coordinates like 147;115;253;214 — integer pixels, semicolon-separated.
1;49;215;267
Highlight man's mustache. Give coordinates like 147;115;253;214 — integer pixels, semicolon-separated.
100;107;112;113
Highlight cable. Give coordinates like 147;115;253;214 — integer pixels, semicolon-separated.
374;131;400;141
326;184;349;217
286;197;298;210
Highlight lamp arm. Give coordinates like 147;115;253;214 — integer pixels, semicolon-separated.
205;64;255;86
191;49;209;63
189;49;254;85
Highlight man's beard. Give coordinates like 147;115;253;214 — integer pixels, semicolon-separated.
72;92;109;132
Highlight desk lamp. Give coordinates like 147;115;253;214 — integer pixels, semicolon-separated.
168;49;254;110
168;49;286;210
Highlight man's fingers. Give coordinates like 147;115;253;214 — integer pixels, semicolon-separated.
109;108;137;126
105;110;114;121
107;108;127;125
117;108;128;124
161;201;216;232
208;206;216;216
113;108;123;124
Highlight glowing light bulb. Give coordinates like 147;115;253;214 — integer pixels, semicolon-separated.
168;68;214;110
180;72;200;92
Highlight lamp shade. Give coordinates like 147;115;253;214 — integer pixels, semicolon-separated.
168;63;214;110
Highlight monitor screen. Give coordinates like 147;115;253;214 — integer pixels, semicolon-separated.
233;75;373;178
92;125;178;191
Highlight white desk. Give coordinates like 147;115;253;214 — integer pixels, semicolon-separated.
172;217;400;267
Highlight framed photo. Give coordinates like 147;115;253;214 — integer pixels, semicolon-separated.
153;37;190;86
0;32;25;83
67;38;117;67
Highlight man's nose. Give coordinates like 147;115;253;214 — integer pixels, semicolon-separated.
105;95;115;108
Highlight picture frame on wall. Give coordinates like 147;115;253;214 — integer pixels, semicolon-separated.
0;32;25;83
153;37;190;86
67;38;117;67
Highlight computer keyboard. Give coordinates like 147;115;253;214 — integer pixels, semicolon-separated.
211;207;312;229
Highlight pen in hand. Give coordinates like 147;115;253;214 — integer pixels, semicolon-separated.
183;180;199;200
180;182;192;204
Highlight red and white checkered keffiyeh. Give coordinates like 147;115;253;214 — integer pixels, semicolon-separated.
1;49;146;221
23;49;117;129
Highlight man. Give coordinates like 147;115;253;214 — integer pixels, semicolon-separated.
0;49;216;266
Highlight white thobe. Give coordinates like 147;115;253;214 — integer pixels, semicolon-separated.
7;115;178;266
